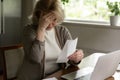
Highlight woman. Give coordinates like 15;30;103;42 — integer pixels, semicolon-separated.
17;0;84;80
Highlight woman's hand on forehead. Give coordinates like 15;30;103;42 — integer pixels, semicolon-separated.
43;12;56;21
38;12;57;30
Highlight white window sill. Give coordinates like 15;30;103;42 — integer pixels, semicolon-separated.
63;20;120;29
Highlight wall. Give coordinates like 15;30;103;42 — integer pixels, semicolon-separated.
0;0;34;47
0;0;22;46
21;0;34;27
62;22;120;57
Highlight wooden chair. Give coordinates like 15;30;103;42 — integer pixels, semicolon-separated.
0;44;24;80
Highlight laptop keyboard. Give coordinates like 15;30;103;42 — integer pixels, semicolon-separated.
74;73;91;80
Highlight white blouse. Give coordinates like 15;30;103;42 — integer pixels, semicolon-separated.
45;28;61;75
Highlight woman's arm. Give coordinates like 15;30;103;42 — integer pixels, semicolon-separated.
22;25;45;64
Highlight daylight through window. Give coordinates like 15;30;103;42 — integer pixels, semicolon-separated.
63;0;120;22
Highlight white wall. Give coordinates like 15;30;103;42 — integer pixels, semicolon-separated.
62;22;120;56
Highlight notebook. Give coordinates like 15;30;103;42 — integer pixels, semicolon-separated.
61;50;120;80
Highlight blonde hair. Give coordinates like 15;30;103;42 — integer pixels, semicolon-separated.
31;0;64;25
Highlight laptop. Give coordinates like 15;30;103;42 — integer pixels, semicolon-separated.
61;50;120;80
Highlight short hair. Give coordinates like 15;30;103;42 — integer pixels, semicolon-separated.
31;0;65;25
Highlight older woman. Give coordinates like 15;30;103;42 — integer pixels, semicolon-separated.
17;0;84;80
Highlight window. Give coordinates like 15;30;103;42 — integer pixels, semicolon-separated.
63;0;119;22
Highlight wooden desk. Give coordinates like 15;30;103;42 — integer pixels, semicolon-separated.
46;53;120;80
46;65;79;80
0;75;3;80
46;66;114;80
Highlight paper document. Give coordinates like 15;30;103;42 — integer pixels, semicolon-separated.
117;64;120;71
56;38;78;63
42;77;57;80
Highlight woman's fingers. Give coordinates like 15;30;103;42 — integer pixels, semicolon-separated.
43;12;56;21
68;49;84;63
38;12;56;29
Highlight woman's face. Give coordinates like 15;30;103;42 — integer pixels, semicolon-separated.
46;16;58;30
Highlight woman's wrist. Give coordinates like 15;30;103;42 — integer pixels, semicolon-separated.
36;28;45;42
38;24;46;31
68;60;81;65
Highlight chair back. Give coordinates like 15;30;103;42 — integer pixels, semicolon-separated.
0;44;24;80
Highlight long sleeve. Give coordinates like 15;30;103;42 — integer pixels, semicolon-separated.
22;25;45;64
55;25;72;49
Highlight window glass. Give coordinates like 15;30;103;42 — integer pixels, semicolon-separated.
63;0;119;22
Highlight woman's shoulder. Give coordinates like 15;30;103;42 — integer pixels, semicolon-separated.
56;24;69;32
24;24;38;31
24;24;37;29
23;24;37;34
56;24;66;29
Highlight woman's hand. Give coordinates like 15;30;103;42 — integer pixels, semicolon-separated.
36;12;56;41
68;49;84;63
38;12;56;30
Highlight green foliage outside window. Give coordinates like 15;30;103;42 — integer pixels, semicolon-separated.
61;0;69;5
61;0;120;22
